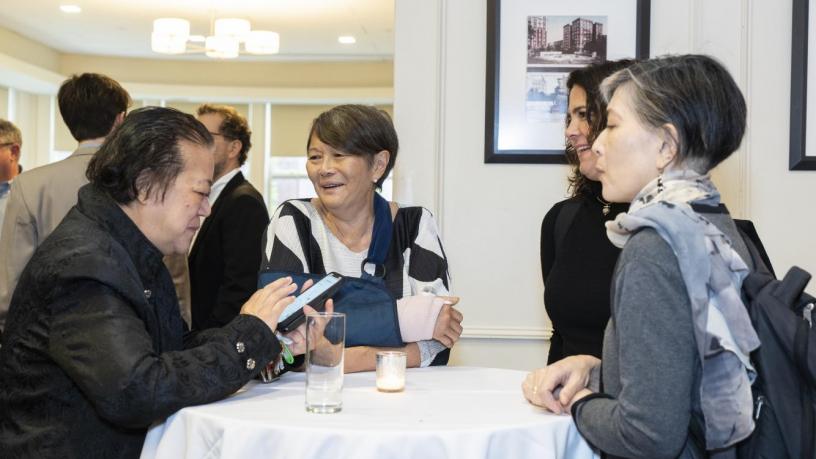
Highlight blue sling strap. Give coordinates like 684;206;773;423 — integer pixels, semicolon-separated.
258;192;403;347
360;192;392;279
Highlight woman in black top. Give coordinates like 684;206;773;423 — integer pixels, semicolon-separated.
541;60;633;363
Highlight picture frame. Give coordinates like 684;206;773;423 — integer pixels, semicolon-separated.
484;0;651;164
790;0;816;170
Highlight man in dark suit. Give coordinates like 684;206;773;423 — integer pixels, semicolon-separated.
189;104;269;330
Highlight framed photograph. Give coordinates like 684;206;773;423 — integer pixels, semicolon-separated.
790;0;816;170
485;0;650;164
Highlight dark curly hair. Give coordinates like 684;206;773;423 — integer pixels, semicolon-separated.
565;59;635;198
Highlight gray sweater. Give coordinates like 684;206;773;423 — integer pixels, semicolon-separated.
573;210;751;459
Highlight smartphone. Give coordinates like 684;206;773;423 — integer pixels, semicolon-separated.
276;272;344;333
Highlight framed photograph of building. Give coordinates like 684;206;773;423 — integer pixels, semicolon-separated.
485;0;650;164
790;0;816;170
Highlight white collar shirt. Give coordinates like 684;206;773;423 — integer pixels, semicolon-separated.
208;168;241;206
189;168;241;252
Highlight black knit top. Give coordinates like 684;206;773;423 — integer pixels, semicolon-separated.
540;188;628;363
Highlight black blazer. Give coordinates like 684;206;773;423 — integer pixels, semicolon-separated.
189;172;270;330
0;185;279;458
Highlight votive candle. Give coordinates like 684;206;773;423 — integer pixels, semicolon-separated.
376;351;406;392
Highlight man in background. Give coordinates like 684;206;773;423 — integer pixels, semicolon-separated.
188;104;269;330
0;73;130;332
0;120;22;233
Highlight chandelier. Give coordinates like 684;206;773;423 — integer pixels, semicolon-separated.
151;17;280;58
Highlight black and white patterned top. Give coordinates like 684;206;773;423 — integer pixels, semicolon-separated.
263;199;451;366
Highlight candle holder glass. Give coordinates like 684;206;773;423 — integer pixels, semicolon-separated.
376;350;407;392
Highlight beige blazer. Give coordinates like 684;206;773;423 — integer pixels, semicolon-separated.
0;146;97;329
0;145;194;331
163;253;192;328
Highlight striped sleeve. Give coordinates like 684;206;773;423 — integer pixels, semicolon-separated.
405;207;451;297
263;201;309;273
403;208;452;367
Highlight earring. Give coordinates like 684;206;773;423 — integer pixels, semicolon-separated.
657;174;664;194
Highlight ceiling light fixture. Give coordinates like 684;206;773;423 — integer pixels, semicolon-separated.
151;16;279;58
60;4;82;13
338;36;356;44
245;31;281;55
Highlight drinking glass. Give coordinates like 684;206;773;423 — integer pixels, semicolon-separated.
305;312;345;413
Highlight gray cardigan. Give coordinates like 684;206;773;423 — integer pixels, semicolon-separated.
573;209;751;459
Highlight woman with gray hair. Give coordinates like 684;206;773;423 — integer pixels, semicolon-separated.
523;54;760;458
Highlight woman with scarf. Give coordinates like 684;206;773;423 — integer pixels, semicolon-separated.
263;104;463;373
523;54;760;458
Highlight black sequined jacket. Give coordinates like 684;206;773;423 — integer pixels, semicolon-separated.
0;184;280;458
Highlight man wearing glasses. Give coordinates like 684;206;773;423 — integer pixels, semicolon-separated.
188;104;269;331
0;119;22;235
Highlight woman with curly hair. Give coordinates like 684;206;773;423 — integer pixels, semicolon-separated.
540;59;634;363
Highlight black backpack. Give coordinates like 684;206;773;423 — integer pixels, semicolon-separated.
735;234;816;459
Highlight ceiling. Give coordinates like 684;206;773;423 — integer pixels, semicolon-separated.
0;0;394;61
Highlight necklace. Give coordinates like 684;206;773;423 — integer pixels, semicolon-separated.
316;200;372;250
596;195;611;216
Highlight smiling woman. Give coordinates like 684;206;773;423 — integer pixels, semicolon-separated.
263;104;464;373
539;59;634;365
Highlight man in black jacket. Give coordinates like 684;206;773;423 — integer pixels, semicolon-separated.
190;104;269;330
0;107;305;458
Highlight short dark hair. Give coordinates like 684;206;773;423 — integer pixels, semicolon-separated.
58;73;131;142
600;54;746;173
86;107;213;204
196;104;252;165
565;59;635;197
308;105;398;189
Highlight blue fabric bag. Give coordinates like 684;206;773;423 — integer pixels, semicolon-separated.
257;194;404;348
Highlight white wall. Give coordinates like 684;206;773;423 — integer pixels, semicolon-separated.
10;90;53;171
0;86;8;119
394;0;816;370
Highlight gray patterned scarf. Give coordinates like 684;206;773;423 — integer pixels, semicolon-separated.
605;169;760;450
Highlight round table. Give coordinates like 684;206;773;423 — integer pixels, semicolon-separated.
141;366;596;459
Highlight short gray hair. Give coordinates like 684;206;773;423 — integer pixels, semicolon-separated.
0;119;22;146
600;54;746;173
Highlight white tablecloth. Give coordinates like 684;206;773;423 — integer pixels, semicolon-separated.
141;366;596;459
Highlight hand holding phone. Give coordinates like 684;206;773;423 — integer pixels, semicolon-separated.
276;272;344;333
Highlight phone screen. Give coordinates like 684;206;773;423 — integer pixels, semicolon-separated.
279;273;343;321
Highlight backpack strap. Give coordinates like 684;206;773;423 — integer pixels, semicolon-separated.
553;198;581;259
735;225;774;279
733;219;777;277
